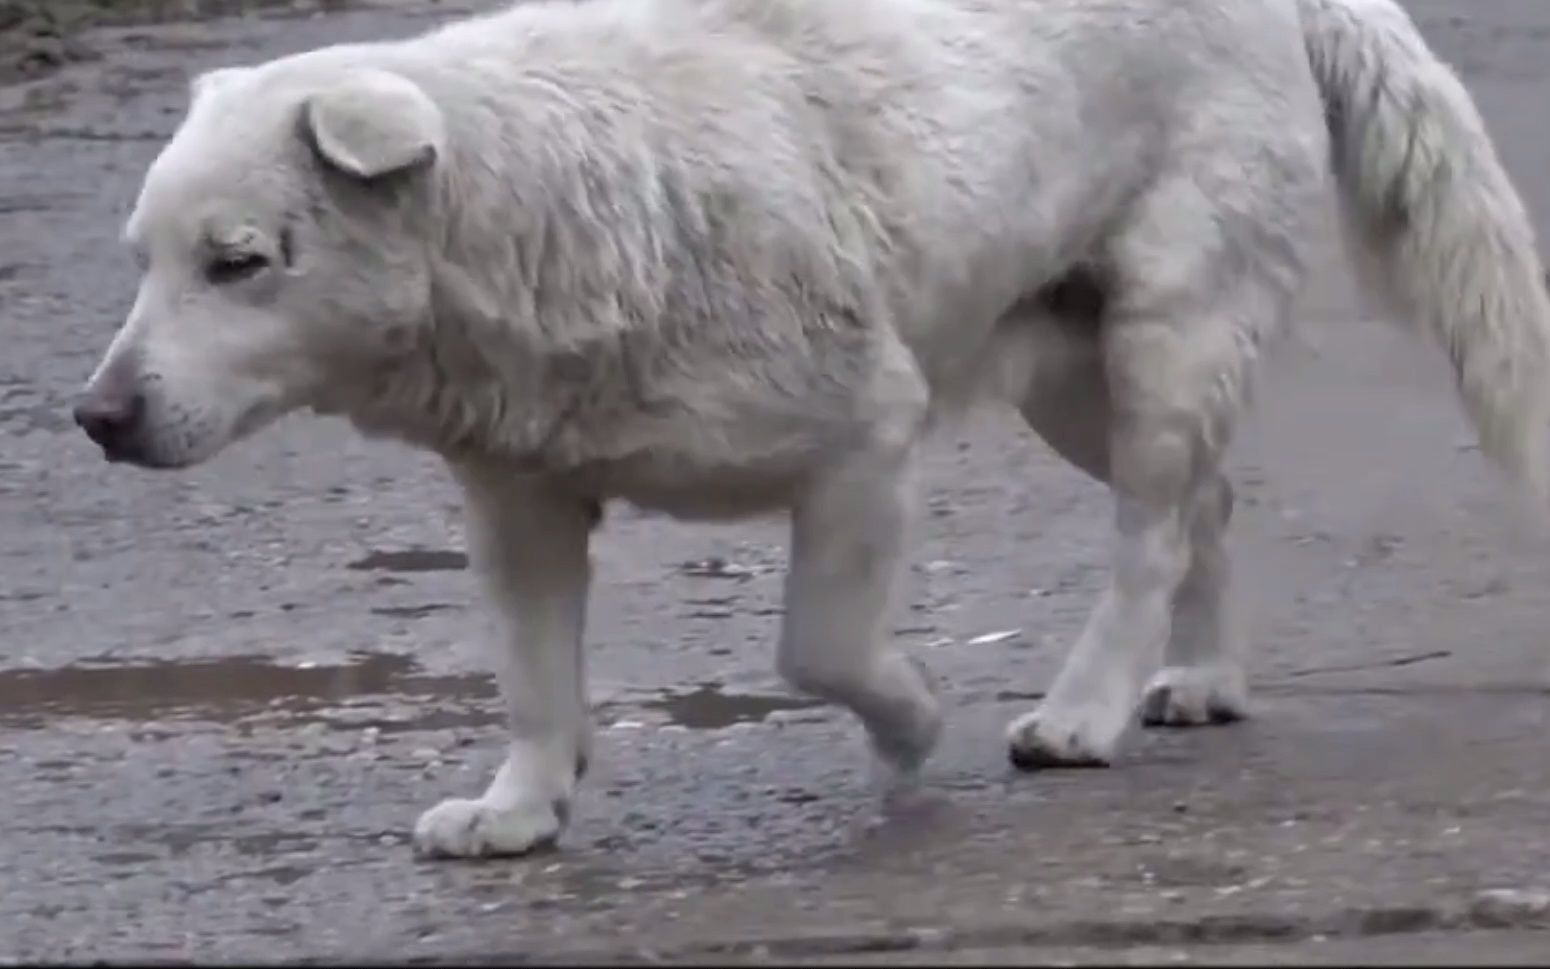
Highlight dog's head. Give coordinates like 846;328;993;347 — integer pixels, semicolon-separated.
75;61;447;468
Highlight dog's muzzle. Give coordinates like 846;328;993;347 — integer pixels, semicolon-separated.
73;349;158;465
73;387;149;462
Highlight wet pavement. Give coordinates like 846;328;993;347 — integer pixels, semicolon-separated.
2;0;1550;962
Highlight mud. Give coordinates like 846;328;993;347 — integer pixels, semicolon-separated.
2;0;1550;963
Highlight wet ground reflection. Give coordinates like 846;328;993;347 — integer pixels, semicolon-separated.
0;654;828;733
0;652;494;730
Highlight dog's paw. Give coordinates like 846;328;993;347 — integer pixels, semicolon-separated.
870;653;945;776
1005;708;1118;771
1140;666;1248;727
412;795;567;859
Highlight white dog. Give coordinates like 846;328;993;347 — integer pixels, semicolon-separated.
74;0;1550;859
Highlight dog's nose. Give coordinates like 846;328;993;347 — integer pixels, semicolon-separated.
73;392;144;450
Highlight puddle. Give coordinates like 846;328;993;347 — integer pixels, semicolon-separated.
218;864;312;888
370;603;458;620
0;652;494;730
639;682;823;730
0;658;825;734
346;548;467;573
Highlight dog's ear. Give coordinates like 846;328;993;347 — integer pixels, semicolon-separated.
301;70;445;180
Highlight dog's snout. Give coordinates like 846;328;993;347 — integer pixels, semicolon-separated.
73;390;145;452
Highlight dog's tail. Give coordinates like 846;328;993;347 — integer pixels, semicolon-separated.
1298;0;1550;505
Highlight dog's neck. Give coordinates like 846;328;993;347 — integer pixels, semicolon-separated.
327;74;692;467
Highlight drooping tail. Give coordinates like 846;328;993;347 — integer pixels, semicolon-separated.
1298;0;1550;504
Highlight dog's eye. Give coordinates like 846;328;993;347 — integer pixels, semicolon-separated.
206;251;270;285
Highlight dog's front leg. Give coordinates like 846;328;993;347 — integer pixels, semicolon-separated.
778;440;943;783
413;465;595;859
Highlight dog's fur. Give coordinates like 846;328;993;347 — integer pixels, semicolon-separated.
75;0;1550;858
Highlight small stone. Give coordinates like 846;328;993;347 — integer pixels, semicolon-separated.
1471;888;1550;927
967;629;1021;647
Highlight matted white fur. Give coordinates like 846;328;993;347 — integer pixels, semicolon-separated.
74;0;1550;858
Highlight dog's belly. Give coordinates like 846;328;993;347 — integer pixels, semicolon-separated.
589;466;808;521
559;451;818;522
551;275;1112;522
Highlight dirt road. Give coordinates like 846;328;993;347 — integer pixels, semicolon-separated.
1;1;1548;962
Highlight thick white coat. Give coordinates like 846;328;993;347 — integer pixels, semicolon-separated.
79;0;1550;858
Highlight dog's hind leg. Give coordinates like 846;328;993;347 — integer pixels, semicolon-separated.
1138;472;1250;727
1004;291;1248;743
413;464;596;858
777;416;943;785
1005;181;1297;769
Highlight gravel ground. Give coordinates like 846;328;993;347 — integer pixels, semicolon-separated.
1;0;1549;962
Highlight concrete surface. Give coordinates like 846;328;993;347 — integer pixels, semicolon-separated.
1;0;1549;963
